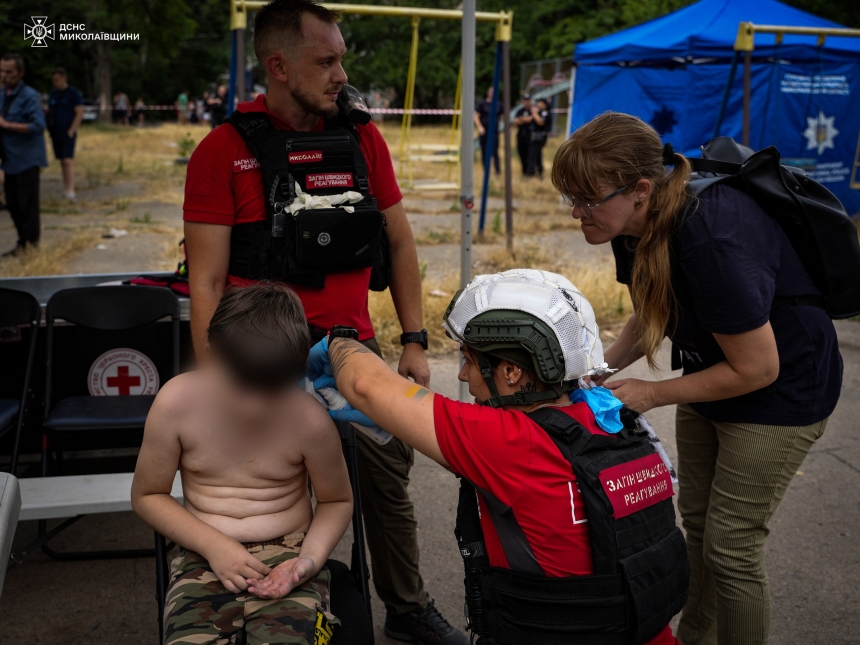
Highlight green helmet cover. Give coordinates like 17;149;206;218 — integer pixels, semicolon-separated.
454;309;568;385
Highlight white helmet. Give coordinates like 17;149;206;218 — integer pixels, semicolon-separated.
443;269;610;392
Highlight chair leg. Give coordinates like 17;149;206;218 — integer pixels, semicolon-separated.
41;434;49;477
155;532;169;641
339;422;373;621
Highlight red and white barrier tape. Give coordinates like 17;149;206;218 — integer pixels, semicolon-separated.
91;106;571;114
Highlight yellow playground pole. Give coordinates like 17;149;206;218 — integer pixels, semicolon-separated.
449;63;464;184
399;16;421;187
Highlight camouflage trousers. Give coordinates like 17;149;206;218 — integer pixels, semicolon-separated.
163;532;339;645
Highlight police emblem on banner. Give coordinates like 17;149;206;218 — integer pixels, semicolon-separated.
88;348;160;396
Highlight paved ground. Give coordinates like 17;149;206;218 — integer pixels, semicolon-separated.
3;322;859;644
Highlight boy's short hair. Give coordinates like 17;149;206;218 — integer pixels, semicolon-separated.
52;67;67;77
207;283;311;390
253;0;341;63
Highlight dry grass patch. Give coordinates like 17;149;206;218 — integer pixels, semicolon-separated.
0;233;97;277
43;123;207;204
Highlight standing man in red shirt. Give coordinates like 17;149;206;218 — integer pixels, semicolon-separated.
308;269;688;645
183;1;466;642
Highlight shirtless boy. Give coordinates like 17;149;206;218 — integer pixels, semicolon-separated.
132;283;353;645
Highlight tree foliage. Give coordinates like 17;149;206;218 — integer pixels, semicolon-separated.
0;0;856;110
0;0;229;105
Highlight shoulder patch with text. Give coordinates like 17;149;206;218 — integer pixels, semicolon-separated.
598;453;673;519
233;157;260;173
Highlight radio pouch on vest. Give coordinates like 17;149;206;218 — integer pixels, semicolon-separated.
226;110;389;290
455;407;689;645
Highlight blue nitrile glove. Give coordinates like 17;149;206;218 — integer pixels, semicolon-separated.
570;386;624;434
306;337;331;384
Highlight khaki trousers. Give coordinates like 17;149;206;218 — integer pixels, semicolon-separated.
356;337;430;616
675;404;827;645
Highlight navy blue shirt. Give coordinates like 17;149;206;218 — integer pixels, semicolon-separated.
612;184;842;425
48;86;83;133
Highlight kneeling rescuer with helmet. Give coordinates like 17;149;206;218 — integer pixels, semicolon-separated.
308;269;689;644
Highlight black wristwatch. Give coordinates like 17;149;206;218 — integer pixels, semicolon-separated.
329;325;359;342
400;329;428;350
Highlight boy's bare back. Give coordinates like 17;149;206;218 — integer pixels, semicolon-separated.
138;370;344;544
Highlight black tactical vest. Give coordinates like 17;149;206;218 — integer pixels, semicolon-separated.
455;407;689;645
226;110;389;290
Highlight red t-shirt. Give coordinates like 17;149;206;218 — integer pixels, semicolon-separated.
433;396;680;645
183;95;403;340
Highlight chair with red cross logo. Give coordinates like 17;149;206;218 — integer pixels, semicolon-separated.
38;285;180;560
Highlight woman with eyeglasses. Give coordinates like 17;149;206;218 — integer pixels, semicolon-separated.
551;112;841;645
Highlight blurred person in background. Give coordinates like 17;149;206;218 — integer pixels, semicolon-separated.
47;67;83;202
512;93;533;176
474;85;501;175
113;91;130;125
526;97;552;178
0;53;47;256
208;84;227;127
176;89;189;125
134;97;146;126
200;91;212;126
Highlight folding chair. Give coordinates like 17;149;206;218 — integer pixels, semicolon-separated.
154;423;374;644
39;285;180;559
0;287;41;476
0;472;22;598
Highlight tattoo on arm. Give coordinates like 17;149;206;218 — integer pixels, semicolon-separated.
329;338;374;381
405;384;431;401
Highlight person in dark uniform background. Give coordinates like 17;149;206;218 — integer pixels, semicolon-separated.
474;86;502;175
47;68;84;202
512;93;533;176
0;52;47;256
526;97;552;178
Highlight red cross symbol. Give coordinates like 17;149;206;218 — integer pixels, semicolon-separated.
106;365;141;396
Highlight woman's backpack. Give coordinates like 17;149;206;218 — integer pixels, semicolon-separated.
686;137;860;319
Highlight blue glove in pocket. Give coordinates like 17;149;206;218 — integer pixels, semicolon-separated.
570;386;624;434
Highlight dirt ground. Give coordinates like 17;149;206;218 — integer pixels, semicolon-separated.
1;123;858;643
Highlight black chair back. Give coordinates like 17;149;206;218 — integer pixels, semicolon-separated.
44;286;181;414
0;287;40;329
0;288;41;473
47;285;179;330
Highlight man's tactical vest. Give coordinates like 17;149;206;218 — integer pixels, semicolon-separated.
226;110;389;290
456;407;689;645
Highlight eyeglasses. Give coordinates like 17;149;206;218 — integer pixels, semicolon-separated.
563;185;629;218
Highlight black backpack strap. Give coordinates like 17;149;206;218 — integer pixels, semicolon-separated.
688;157;742;175
527;407;593;458
455;477;490;636
226;111;273;162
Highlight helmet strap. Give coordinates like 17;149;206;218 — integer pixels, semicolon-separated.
474;350;575;409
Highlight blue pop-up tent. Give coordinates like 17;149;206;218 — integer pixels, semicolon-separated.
569;0;860;214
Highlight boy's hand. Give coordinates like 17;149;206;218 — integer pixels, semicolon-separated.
245;556;317;599
206;538;272;593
